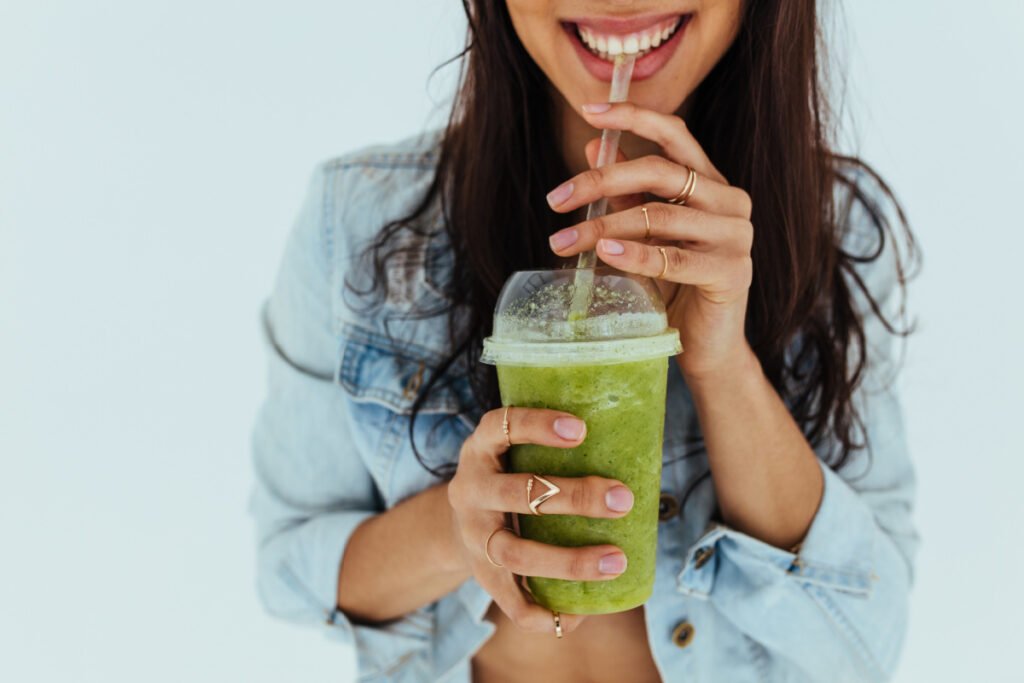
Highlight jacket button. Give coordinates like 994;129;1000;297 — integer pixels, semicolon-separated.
658;493;680;521
693;546;714;569
671;620;695;649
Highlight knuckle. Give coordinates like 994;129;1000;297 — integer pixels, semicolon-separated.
479;410;500;436
725;217;753;252
656;117;685;147
571;480;594;512
590;214;609;239
583;167;605;190
644;154;673;177
739;220;754;251
515;408;542;437
736;256;754;288
668;247;690;272
568;552;590;580
737;190;753;219
648;200;673;225
499;475;522;508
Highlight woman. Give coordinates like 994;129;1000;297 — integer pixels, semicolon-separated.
250;1;918;681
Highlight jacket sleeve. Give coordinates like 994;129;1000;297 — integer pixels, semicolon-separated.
248;163;434;677
677;175;919;682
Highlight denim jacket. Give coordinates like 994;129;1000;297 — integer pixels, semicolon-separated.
249;127;917;683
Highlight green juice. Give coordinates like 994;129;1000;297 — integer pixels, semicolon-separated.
497;357;667;614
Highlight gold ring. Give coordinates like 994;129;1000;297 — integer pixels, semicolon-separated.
528;474;561;516
668;166;697;206
485;527;513;567
640;206;651;241
657;246;669;279
553;611;563;639
502;405;512;448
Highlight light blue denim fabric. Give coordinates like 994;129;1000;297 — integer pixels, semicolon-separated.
249;127;918;683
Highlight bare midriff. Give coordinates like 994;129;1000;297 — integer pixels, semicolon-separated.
471;602;662;683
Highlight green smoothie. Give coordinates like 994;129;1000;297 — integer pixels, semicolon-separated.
480;268;681;615
497;357;667;614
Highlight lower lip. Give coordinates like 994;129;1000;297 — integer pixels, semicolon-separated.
561;16;690;82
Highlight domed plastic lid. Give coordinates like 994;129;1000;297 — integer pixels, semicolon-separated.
481;267;682;367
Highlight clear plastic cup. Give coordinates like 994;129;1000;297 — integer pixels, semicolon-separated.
481;267;681;614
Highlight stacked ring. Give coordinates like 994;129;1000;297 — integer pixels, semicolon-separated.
667;166;698;206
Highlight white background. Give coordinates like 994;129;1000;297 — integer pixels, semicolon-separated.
1;1;1020;681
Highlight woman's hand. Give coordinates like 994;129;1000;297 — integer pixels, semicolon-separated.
545;102;755;380
446;406;634;635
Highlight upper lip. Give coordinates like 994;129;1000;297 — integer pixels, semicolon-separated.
561;11;685;35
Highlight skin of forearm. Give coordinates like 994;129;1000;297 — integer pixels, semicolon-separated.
683;346;825;550
336;482;471;624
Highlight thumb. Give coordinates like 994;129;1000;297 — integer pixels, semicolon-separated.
584;138;645;214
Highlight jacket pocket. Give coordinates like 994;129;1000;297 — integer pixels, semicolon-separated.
336;322;477;502
336;322;473;419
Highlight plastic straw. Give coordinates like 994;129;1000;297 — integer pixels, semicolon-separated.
576;53;637;269
569;52;637;322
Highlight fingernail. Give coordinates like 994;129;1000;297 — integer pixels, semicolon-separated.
599;553;628;575
605;486;634;513
582;102;612;114
546;181;574;207
553;417;585;440
598;239;624;255
549;228;578;251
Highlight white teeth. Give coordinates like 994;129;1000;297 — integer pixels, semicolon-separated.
577;16;683;62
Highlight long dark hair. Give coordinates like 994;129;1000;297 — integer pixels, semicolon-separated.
349;1;916;479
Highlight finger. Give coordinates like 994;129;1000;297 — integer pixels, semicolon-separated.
478;473;634;518
486;528;628;582
583;138;643;215
580;101;727;184
550;202;752;257
466;407;587;463
472;553;587;635
596;238;722;287
547;155;751;219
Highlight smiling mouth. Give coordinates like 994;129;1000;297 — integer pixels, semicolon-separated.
562;14;690;62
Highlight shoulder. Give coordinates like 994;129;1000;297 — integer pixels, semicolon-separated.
315;126;446;224
287;127;455;355
312;125;446;265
